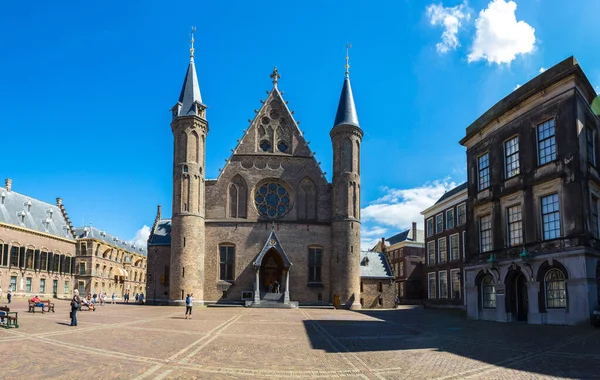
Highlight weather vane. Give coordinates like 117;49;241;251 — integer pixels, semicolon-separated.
270;66;280;87
190;26;196;58
345;43;352;76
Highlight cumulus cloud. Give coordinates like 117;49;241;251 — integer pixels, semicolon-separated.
360;179;456;250
468;0;535;64
426;2;470;54
539;67;546;73
130;225;151;248
514;84;521;90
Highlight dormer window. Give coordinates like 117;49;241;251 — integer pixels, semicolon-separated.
47;209;53;219
1;192;5;205
19;210;26;223
26;200;32;212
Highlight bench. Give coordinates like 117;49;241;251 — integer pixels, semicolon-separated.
0;306;18;328
28;300;55;313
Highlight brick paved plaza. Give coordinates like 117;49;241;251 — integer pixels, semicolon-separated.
0;300;599;379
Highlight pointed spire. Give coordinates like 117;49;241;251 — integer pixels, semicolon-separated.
175;27;204;117
333;45;359;129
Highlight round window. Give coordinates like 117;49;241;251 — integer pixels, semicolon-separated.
277;141;289;153
260;140;271;152
254;182;291;219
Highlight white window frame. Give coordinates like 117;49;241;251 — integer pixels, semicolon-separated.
504;136;520;178
478;152;490;191
449;233;459;261
428;272;436;299
450;269;461;300
438;237;447;264
457;203;466;225
462;231;466;260
438;271;448;299
506;204;523;247
480;215;492;253
541;193;561;240
426;217;434;237
446;208;455;230
427;241;435;266
537;119;557;166
435;213;443;234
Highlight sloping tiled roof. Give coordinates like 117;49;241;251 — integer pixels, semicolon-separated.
148;219;171;246
435;182;468;205
0;186;74;240
74;225;147;256
360;251;394;279
386;228;425;245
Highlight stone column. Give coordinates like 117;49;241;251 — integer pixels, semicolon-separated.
284;269;290;304
253;267;261;304
526;281;541;324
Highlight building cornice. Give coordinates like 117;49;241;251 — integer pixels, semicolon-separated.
421;190;468;218
77;237;146;257
0;222;76;244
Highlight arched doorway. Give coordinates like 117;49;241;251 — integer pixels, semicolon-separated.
260;248;284;293
506;268;528;322
596;261;600;306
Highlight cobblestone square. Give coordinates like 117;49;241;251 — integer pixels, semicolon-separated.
0;301;598;379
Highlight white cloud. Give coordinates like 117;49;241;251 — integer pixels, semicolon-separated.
514;84;521;90
539;67;546;73
360;179;456;250
426;2;470;54
468;0;536;64
130;225;151;248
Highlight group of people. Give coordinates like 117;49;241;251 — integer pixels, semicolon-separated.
268;280;281;293
123;292;145;304
0;286;13;304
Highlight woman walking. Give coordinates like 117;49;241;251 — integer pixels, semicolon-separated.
70;289;81;327
7;287;12;304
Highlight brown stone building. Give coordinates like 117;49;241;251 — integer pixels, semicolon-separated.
374;223;425;304
147;43;365;308
0;179;77;299
421;183;467;309
461;56;600;325
74;226;147;298
359;251;395;308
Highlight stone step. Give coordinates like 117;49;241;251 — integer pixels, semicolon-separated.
245;300;298;309
262;292;283;301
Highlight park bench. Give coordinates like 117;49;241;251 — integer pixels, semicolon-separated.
0;306;19;329
28;300;55;313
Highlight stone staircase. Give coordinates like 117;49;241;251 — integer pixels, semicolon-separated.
245;292;298;308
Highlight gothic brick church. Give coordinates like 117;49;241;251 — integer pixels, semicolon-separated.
146;43;365;308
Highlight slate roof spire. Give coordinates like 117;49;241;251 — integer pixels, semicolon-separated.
333;44;360;129
175;26;204;118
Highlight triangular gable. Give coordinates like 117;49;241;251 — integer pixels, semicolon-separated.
216;74;326;181
252;228;292;268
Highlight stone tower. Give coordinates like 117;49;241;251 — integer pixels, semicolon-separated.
169;34;208;304
330;61;363;310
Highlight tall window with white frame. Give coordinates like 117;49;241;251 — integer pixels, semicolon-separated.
505;136;520;178
591;195;599;239
426;218;434;237
545;268;566;308
428;272;436;299
450;269;461;299
507;204;523;246
427;241;435;266
538;119;557;165
541;194;561;240
439;271;448;299
478;153;490;190
438;237;447;263
446;208;454;230
436;214;443;234
449;234;459;261
457;203;466;225
462;231;466;259
587;127;596;166
480;215;492;253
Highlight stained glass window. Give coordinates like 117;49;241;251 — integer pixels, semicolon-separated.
255;182;291;219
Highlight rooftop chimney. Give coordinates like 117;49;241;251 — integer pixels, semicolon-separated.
56;197;62;206
412;222;417;242
157;205;162;219
5;178;12;192
381;237;387;253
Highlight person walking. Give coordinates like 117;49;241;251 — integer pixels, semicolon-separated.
139;293;144;305
185;293;194;319
111;292;116;304
70;289;81;327
7;287;12;304
134;293;139;304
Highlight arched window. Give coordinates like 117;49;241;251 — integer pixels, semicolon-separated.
191;131;199;163
182;175;190;212
545;269;567;308
219;244;235;281
228;176;247;218
340;137;353;173
298;178;317;220
180;132;188;162
481;275;496;309
356;140;360;175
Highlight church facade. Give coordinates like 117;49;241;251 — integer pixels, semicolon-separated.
147;47;364;308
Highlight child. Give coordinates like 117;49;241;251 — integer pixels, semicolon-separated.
185;293;194;319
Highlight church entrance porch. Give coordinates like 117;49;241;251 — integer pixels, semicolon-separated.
506;269;528;322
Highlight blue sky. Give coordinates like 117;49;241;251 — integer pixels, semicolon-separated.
1;0;599;249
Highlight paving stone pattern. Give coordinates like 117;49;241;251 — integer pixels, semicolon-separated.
0;300;599;380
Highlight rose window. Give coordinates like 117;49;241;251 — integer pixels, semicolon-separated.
255;182;291;218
